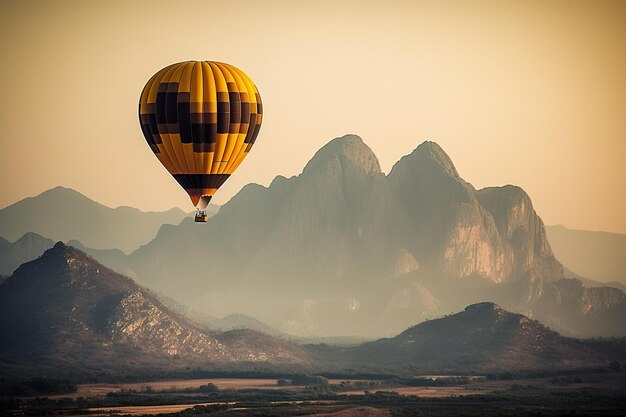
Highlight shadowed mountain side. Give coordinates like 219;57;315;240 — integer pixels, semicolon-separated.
0;232;54;275
546;225;626;286
311;302;623;373
0;186;216;253
121;135;626;337
65;239;132;278
0;232;132;277
0;243;310;374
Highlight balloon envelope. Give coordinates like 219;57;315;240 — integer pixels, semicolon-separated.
138;61;263;208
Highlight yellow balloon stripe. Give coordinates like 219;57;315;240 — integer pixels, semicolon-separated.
201;61;216;175
207;62;229;175
214;63;239;175
178;62;197;178
190;62;205;177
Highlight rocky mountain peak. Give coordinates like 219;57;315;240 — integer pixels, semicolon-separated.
2;240;137;297
389;140;461;181
460;302;522;323
464;301;504;313
44;241;90;265
477;185;531;214
52;241;66;250
302;134;381;177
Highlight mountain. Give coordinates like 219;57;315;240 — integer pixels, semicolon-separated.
2;244;620;378
0;232;54;275
341;302;620;372
520;278;626;338
65;238;133;278
122;134;625;337
197;313;283;336
0;187;201;253
0;232;132;277
155;293;284;336
0;243;309;376
546;225;626;286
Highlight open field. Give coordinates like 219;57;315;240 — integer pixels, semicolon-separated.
49;378;388;399
5;372;625;417
54;378;295;399
64;403;390;417
306;406;391;417
47;378;313;399
342;386;494;397
73;402;233;417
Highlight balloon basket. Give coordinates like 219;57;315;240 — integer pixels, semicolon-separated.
194;211;208;223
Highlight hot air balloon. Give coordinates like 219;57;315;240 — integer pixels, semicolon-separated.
138;61;263;222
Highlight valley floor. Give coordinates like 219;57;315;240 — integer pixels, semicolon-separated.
3;371;625;417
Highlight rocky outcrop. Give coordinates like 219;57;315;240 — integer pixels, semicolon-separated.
477;186;563;281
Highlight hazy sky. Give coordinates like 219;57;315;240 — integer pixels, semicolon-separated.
1;0;624;233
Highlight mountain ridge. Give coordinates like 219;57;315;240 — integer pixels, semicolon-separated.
340;301;619;372
0;186;196;253
1;245;623;378
1;136;622;339
0;243;309;371
123;134;623;337
545;225;626;286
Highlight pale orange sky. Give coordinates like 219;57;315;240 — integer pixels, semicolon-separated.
0;0;624;233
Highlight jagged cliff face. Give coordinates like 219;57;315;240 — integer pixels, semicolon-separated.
132;136;563;286
386;143;563;283
0;243;308;365
127;135;578;337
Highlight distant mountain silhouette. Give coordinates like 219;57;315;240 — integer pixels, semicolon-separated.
125;135;625;337
0;243;309;374
155;293;283;336
0;232;132;277
0;187;209;253
546;225;626;286
0;232;54;275
340;302;621;372
520;278;626;338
